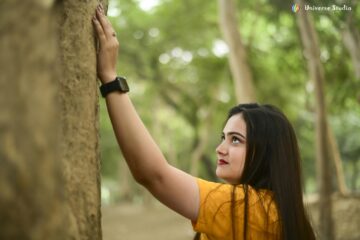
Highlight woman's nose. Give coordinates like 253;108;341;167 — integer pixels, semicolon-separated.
216;142;227;155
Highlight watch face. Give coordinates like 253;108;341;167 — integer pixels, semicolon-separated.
117;77;129;92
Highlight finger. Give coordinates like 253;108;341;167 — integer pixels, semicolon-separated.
96;6;115;39
92;16;106;44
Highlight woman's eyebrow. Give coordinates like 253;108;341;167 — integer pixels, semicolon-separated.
223;131;246;140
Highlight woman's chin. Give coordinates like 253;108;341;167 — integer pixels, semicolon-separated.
216;169;228;182
215;170;240;184
215;168;223;179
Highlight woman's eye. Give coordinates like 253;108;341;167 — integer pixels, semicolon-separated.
232;137;240;144
220;135;225;141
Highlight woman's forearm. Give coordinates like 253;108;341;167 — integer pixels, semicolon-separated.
105;91;168;184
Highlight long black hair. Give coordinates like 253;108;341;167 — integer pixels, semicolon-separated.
194;103;315;240
229;103;315;240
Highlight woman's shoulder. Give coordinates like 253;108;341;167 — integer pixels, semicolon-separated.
194;178;280;236
196;178;274;199
196;178;278;220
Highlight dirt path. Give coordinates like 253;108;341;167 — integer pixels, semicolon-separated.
102;203;194;240
102;196;360;240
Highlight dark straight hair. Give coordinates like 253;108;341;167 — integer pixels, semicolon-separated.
227;103;315;240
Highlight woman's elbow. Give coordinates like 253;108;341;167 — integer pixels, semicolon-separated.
133;168;164;189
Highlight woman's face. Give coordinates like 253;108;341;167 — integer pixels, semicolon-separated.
216;113;247;184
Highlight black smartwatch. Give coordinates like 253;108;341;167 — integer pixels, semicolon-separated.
100;76;129;98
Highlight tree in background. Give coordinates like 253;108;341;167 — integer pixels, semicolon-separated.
296;0;334;238
218;0;256;103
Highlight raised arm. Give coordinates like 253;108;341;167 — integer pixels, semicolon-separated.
92;4;199;221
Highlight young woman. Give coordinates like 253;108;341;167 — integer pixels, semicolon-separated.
92;4;316;240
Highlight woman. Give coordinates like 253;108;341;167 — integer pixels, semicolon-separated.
92;4;316;240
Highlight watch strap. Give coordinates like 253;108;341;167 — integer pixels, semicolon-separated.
100;76;129;98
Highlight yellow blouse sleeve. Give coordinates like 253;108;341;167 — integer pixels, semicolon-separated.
191;178;280;240
192;178;245;239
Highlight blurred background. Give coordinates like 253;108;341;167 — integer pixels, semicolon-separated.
99;0;360;239
1;0;358;239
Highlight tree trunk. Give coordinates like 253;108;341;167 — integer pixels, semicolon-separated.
352;160;359;190
190;109;212;176
0;1;72;239
190;127;208;176
218;0;256;103
342;12;360;79
295;1;334;239
202;155;218;181
57;1;103;239
0;1;104;239
328;128;349;195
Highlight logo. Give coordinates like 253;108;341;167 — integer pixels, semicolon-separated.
292;3;300;13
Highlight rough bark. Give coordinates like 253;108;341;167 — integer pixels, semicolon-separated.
0;1;71;239
57;0;103;239
1;1;104;239
218;0;256;103
295;1;334;239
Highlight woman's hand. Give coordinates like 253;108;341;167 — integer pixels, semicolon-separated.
92;4;119;84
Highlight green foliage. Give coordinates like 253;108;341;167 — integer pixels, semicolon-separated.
100;0;360;201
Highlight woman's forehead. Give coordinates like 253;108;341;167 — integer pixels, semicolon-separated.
223;114;246;135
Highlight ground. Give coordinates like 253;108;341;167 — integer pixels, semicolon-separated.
102;196;360;240
102;202;193;240
307;194;360;240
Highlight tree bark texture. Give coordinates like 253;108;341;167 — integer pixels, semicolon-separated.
0;1;71;239
295;1;334;239
57;0;104;239
218;0;256;103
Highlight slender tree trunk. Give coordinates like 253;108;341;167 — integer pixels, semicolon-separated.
190;109;212;176
352;160;359;190
202;155;218;181
0;1;71;239
295;1;334;239
328;128;349;195
218;0;256;103
190;105;216;176
57;1;103;239
342;11;360;79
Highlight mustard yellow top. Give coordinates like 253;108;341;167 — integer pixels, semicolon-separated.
192;178;280;240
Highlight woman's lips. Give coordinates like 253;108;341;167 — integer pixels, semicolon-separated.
218;159;229;165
